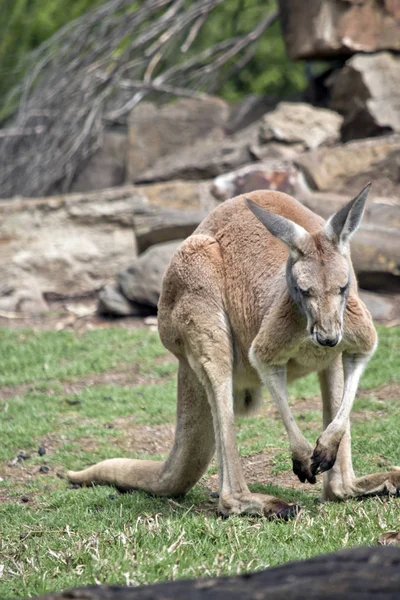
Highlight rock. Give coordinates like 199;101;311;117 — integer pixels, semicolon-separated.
135;134;255;183
260;102;343;150
340;149;400;199
0;277;49;315
126;97;229;181
295;135;400;191
134;180;217;252
69;131;127;193
97;285;145;317
33;546;400;599
226;95;278;134
134;113;308;185
118;241;182;308
136;180;218;215
211;162;307;202
133;208;207;254
0;186;145;307
328;52;400;141
359;291;400;323
279;0;400;59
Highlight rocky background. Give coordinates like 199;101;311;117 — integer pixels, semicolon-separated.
1;0;399;324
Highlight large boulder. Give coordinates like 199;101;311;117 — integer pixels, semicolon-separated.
134;134;256;184
118;241;182;308
211;162;307;201
278;0;400;59
340;149;400;198
69;131;127;193
295;135;400;191
97;285;146;317
134;119;303;185
0;181;215;314
126;97;229;182
260;102;343;150
328;52;400;141
134;180;217;252
359;290;400;323
0;187;145;312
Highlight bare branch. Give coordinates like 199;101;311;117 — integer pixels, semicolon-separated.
0;0;277;198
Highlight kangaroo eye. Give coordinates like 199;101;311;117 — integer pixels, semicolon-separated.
299;288;312;297
339;284;349;295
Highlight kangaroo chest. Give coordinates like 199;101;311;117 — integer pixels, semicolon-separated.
286;341;342;381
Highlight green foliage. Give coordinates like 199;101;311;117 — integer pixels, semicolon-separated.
190;0;306;100
0;0;103;108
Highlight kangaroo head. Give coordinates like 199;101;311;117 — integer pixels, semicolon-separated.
246;184;370;347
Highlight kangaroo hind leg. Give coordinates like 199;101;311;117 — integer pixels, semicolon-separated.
183;307;299;518
319;355;400;500
68;362;215;497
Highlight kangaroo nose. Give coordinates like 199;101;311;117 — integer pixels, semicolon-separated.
316;333;339;347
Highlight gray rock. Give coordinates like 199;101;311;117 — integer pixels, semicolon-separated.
295;135;400;191
126;97;229;181
0;186;145;305
260;102;343;150
359;291;399;323
97;285;144;317
278;0;400;59
135;135;254;183
69;131;127;193
211;162;307;202
119;241;182;308
329;53;400;141
226;95;278;134
0;278;48;315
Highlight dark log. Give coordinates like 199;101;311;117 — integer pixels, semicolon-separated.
34;546;400;600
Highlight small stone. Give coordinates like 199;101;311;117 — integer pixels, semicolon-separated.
65;398;81;406
21;496;29;503
17;453;31;461
69;483;81;490
210;492;220;499
144;316;158;327
39;465;50;473
38;446;46;456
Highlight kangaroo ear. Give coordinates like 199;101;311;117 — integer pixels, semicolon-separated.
246;198;309;257
324;183;370;248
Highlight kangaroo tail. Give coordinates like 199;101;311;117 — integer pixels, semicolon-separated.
67;364;215;496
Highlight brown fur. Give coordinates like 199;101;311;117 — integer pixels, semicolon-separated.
68;189;400;516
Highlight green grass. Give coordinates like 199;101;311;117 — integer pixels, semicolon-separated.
0;325;399;599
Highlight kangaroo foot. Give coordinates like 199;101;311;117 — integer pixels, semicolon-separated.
218;491;300;519
353;469;400;498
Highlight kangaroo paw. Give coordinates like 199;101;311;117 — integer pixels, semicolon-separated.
292;457;316;484
311;437;340;476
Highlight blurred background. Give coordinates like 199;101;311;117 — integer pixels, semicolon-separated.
0;0;399;328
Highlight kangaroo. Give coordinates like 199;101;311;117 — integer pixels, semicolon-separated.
68;185;400;517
